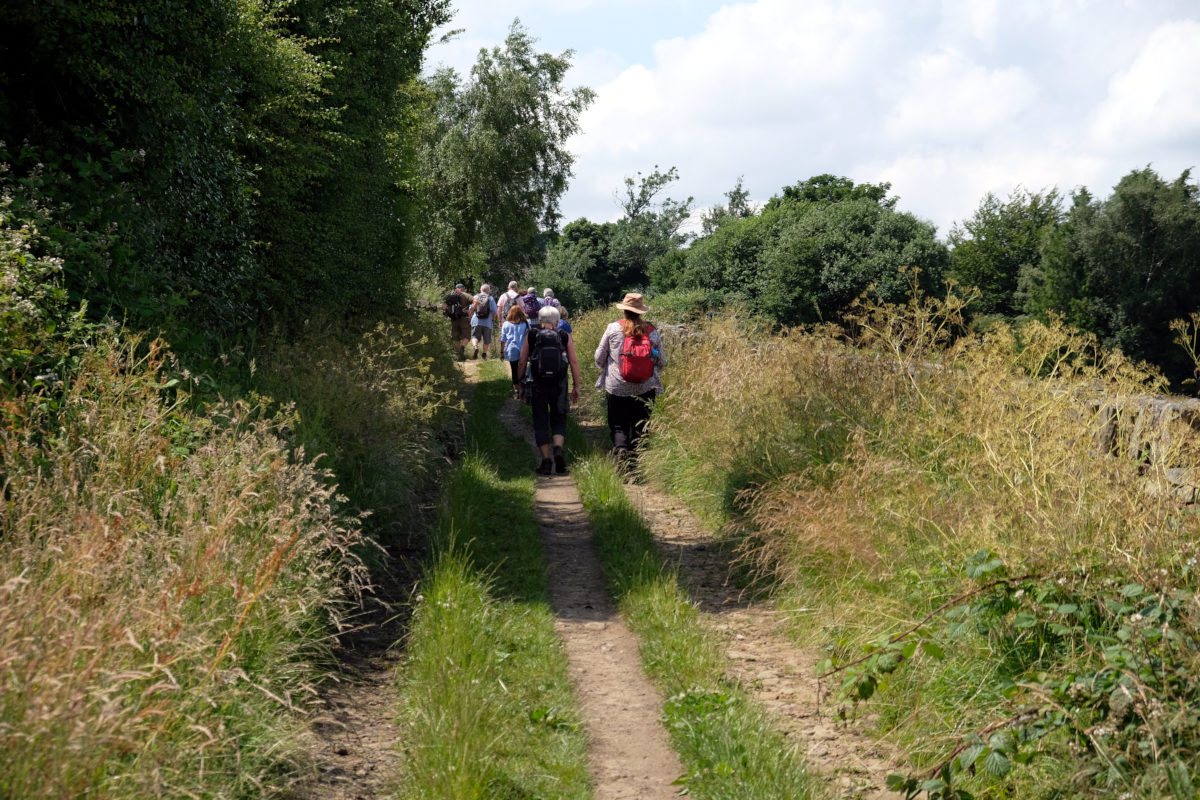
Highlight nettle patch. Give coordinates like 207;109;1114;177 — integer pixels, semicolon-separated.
820;549;1200;799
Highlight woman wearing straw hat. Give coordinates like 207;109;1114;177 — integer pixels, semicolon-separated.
593;292;666;465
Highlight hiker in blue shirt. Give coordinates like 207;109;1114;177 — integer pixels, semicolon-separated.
500;303;530;398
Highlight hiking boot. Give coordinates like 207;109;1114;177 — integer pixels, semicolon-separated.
553;446;568;475
482;351;488;360
535;458;553;475
472;347;479;359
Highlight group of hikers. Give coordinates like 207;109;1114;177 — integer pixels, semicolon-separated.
443;281;666;476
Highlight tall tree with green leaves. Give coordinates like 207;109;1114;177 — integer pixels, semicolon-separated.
948;187;1063;317
606;166;693;297
1024;167;1200;384
417;20;594;284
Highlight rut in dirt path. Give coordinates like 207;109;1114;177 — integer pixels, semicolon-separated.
622;483;907;800
494;393;685;800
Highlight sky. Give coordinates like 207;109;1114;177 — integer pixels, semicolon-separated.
426;0;1200;239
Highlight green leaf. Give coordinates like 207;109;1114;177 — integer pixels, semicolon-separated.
1013;612;1037;628
1055;603;1078;615
920;640;945;660
901;640;919;659
1120;583;1145;598
982;749;1011;778
955;744;985;771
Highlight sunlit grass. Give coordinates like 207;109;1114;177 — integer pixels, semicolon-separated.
393;370;591;800
573;454;822;800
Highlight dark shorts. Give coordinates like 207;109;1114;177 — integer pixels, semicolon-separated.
450;317;470;340
471;325;493;345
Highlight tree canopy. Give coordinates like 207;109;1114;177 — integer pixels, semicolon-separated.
416;21;595;285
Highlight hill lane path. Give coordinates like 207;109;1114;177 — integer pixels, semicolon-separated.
492;375;686;800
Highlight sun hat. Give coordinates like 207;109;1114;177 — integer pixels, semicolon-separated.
614;292;650;314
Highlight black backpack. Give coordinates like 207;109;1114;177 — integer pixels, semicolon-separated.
444;292;467;320
530;328;565;383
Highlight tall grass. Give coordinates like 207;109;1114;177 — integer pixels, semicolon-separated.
251;313;462;538
1;335;368;798
635;287;1200;796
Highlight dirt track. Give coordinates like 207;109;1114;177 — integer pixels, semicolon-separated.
292;360;906;799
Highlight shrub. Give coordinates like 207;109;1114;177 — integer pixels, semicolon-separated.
1;334;367;798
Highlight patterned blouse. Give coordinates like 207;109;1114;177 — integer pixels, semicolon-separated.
593;321;666;396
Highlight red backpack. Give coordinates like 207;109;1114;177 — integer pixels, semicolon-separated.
619;324;656;383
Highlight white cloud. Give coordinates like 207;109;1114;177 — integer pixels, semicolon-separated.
882;50;1038;142
1089;20;1200;152
438;0;1200;237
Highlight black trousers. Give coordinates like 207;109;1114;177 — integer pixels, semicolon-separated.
531;381;569;446
606;390;655;451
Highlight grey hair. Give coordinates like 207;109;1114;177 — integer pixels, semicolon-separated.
508;280;518;289
480;283;490;293
542;288;555;298
537;305;561;325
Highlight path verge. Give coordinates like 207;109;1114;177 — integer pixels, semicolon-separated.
493;364;686;799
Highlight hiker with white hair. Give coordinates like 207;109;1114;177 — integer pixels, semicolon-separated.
519;285;542;318
541;287;562;310
468;283;497;359
518;304;582;475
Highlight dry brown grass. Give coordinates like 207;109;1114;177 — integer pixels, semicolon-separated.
1;335;367;798
641;291;1200;586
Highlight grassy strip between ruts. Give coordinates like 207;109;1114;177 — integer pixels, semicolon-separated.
394;362;591;800
571;450;825;800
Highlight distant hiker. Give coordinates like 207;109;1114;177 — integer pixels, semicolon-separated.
469;283;498;359
518;305;582;475
593;292;665;464
442;281;473;360
496;280;521;320
557;306;572;335
541;288;562;310
500;303;530;398
519;286;542;318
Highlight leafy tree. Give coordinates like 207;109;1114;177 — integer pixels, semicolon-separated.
417;20;594;283
604;166;693;297
0;0;452;335
700;176;755;236
756;198;948;325
1024;167;1200;384
764;173;895;212
659;175;947;326
948;188;1063;317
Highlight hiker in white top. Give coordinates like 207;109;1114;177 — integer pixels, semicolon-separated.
496;280;520;320
593;292;666;465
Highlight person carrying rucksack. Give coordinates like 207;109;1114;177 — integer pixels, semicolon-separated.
500;302;530;398
593;292;666;465
496;280;521;320
519;286;542;319
442;281;473;360
468;283;497;359
517;305;582;475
